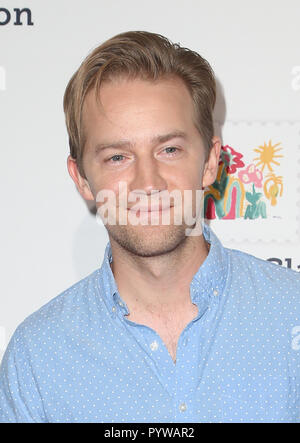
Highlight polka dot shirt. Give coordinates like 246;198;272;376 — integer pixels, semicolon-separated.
0;224;300;422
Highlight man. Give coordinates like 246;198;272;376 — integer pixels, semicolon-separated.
0;31;299;423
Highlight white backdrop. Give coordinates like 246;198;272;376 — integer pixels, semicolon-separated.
1;0;299;362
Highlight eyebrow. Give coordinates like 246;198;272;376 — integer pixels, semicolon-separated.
93;130;189;154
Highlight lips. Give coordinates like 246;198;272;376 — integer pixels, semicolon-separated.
127;204;173;212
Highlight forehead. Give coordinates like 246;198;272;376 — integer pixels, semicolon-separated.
81;76;198;144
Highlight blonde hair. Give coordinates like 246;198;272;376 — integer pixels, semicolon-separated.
63;30;216;178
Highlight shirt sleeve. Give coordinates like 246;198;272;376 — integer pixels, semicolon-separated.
0;327;47;423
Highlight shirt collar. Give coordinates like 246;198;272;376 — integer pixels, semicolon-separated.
190;222;229;304
98;223;229;314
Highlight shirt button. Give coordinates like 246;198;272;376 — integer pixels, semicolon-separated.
112;306;116;313
150;341;159;351
118;301;124;307
179;402;187;412
213;289;219;296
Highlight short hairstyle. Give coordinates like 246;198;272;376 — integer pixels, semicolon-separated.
63;30;216;178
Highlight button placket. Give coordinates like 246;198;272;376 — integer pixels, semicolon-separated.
150;340;159;352
179;402;187;412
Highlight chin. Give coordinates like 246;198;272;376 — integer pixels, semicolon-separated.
106;223;188;258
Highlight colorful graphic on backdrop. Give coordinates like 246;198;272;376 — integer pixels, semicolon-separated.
204;140;284;220
205;121;300;242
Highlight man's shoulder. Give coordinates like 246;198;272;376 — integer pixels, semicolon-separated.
13;268;103;343
227;246;300;293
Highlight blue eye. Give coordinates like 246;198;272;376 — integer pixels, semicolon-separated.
110;155;124;162
164;147;178;155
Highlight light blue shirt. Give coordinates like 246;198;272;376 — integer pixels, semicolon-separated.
0;224;300;423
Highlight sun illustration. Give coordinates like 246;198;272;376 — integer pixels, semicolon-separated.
253;140;283;172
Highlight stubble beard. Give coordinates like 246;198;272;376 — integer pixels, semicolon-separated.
105;222;189;258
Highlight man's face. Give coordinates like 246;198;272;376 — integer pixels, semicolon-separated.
74;75;218;257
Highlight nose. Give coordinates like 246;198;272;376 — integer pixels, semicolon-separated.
129;156;168;195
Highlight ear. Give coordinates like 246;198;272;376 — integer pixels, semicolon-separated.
202;136;222;188
67;155;94;201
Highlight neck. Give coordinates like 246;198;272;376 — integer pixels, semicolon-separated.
109;234;210;315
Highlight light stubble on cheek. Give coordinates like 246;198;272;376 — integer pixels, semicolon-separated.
93;184;204;258
105;220;188;258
